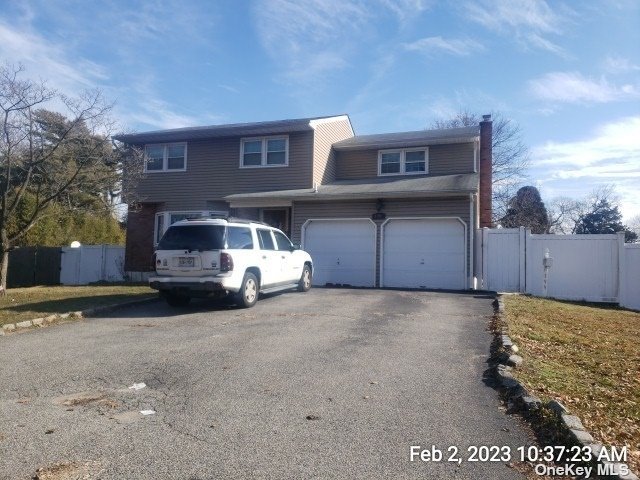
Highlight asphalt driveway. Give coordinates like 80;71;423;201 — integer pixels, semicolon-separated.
0;289;533;479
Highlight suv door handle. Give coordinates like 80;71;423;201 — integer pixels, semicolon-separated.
281;255;286;259
262;255;267;259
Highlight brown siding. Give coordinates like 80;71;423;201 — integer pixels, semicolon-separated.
335;142;475;180
124;203;158;272
292;197;472;287
131;131;314;210
312;119;353;185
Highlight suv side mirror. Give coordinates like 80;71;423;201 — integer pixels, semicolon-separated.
290;243;301;251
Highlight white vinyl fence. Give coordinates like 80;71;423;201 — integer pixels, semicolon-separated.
477;228;638;309
620;244;640;311
60;245;125;285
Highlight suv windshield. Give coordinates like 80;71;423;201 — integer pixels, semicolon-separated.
158;225;225;251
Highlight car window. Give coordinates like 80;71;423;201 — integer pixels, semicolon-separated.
257;229;275;250
227;226;254;249
273;230;293;251
157;225;225;251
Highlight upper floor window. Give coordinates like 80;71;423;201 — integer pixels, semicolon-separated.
240;136;288;168
378;148;428;176
145;143;187;172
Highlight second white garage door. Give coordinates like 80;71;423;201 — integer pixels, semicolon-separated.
303;219;376;287
382;218;466;290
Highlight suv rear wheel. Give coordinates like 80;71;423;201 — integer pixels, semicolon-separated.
237;272;259;308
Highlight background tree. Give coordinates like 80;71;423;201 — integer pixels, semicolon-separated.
500;186;549;233
547;196;582;234
574;198;637;242
431;110;529;222
628;214;640;243
0;64;142;292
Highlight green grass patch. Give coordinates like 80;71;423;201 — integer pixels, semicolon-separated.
503;295;640;472
0;285;155;325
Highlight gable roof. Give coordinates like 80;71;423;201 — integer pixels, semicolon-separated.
332;125;479;150
114;114;351;144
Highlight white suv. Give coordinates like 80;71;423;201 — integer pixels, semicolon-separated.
149;217;313;308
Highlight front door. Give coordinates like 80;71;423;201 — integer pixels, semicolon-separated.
262;209;290;236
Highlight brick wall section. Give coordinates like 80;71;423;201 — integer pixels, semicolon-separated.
125;203;157;272
479;115;493;227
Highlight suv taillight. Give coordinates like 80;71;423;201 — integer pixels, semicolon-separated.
220;252;233;272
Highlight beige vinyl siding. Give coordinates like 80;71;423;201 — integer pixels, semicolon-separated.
335;142;475;180
132;131;314;211
312;119;354;186
293;197;472;287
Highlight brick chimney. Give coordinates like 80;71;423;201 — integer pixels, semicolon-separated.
479;114;493;227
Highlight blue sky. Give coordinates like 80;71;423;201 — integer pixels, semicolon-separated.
1;0;639;220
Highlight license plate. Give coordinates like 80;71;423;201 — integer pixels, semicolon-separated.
178;257;194;267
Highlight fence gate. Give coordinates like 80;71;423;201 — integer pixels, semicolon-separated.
7;247;62;288
480;228;525;292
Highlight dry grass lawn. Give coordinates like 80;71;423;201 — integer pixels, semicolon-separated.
504;295;640;472
0;285;155;326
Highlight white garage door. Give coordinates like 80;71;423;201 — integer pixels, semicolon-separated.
303;219;376;287
382;218;466;290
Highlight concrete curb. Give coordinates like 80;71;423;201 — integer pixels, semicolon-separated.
1;296;159;336
492;294;638;480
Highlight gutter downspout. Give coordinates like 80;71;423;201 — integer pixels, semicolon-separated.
469;193;475;289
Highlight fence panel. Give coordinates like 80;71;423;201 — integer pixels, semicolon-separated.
60;245;125;285
8;247;61;287
621;244;640;311
525;234;619;302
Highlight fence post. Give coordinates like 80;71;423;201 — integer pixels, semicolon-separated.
101;245;107;282
519;227;526;293
481;227;489;290
617;232;626;306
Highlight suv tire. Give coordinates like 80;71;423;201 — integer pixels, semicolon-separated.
163;292;191;307
237;272;259;308
298;265;312;292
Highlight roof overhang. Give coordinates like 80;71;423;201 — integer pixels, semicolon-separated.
225;173;479;206
113;114;351;144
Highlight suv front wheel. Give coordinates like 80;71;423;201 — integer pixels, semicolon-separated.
237;272;259;308
298;265;312;292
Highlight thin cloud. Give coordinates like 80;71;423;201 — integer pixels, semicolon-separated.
0;21;107;94
533;117;640;220
603;55;640;74
464;0;568;55
252;0;430;87
403;36;484;56
533;116;640;168
528;71;640;104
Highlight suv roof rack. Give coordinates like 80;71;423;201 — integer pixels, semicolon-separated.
184;214;269;226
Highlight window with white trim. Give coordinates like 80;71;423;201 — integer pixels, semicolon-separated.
154;210;228;245
144;143;187;172
378;148;428;176
240;136;288;168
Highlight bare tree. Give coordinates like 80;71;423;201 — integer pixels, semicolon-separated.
547;196;582;234
628;214;640;242
431;110;530;222
547;185;637;240
0;64;142;293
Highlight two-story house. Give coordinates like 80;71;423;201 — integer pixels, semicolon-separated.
115;113;492;290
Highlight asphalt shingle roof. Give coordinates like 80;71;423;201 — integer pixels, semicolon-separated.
113;115;349;144
332;126;479;150
224;173;478;201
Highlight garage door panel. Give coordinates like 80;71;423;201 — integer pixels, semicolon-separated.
382;218;466;290
304;220;375;287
